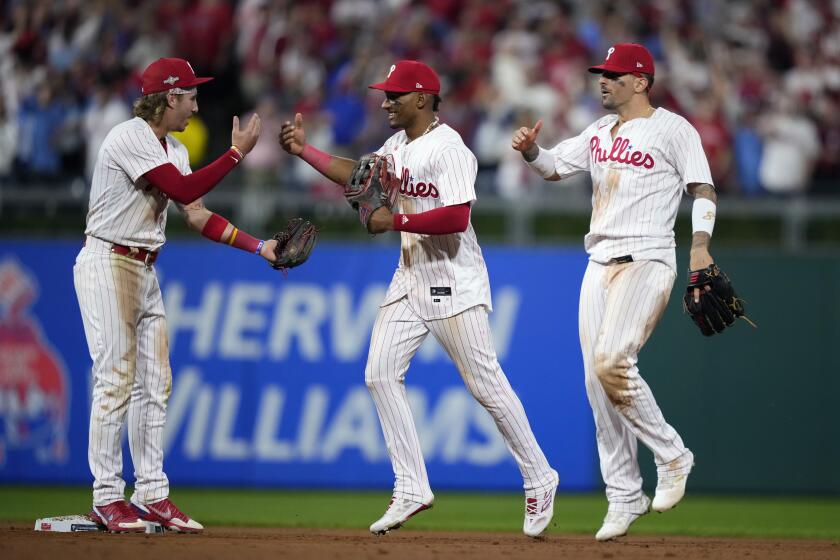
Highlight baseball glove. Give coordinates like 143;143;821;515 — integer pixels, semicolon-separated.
682;264;754;336
344;153;400;232
270;217;317;270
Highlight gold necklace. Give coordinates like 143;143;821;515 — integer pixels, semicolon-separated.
407;117;440;144
422;116;440;136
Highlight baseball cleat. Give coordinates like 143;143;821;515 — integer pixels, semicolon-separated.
131;497;204;533
595;496;651;541
652;451;694;512
369;497;433;535
89;500;146;533
523;474;559;537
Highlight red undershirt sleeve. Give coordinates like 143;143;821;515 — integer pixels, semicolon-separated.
392;202;471;235
142;148;242;204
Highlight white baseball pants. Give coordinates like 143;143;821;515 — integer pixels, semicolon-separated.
579;259;691;514
365;297;557;504
74;236;171;506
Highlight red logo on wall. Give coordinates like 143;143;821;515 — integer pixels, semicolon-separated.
0;259;70;466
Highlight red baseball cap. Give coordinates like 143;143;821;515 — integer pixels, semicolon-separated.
141;58;214;95
369;60;441;95
588;43;655;76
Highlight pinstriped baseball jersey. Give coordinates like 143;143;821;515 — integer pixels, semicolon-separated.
85;117;191;251
377;124;491;320
547;108;713;271
76;115;191;508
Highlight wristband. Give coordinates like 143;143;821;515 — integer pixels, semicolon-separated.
227;227;239;246
692;197;716;236
255;239;265;255
300;144;333;175
230;145;245;161
201;213;229;242
526;146;556;179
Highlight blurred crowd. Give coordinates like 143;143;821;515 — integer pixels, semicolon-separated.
1;0;838;202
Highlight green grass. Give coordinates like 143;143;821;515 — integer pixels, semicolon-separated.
1;486;838;540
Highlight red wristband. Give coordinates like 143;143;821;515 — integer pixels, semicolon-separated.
227;227;261;254
299;144;333;175
201;213;229;242
201;213;261;254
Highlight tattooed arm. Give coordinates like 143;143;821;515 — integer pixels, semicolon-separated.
687;183;716;271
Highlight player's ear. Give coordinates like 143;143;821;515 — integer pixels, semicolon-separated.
416;92;427;109
634;75;649;94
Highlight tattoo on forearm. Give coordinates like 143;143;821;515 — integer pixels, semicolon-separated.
691;183;717;202
523;145;539;162
691;231;711;251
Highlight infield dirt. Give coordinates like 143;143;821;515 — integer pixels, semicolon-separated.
2;525;839;560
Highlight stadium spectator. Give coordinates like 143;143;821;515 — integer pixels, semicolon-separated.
16;83;64;182
758;94;820;195
0;97;16;184
1;0;837;196
83;80;131;180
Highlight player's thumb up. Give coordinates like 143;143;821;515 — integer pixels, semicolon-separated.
530;120;543;140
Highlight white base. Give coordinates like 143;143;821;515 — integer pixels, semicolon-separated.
35;515;164;533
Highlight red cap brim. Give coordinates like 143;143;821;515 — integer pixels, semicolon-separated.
368;81;418;93
185;76;214;88
588;63;624;74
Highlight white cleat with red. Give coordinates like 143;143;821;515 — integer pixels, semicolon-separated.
89;500;146;533
369;497;433;535
523;476;559;537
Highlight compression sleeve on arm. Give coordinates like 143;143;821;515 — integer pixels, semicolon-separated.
299;144;334;177
200;212;262;254
691;197;716;236
526;146;557;178
142;147;242;204
393;203;471;235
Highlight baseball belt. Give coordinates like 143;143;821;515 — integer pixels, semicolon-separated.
110;243;159;265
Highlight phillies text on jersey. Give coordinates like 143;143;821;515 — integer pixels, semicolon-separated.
376;124;491;320
547;108;713;270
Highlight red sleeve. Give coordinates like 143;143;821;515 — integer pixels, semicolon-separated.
142;148;242;204
200;212;262;253
393;203;470;235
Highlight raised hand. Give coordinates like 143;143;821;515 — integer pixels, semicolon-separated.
232;114;261;155
279;112;306;156
511;119;543;161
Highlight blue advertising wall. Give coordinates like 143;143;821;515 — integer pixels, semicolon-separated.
0;240;597;491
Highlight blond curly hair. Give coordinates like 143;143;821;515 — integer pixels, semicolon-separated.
132;92;172;124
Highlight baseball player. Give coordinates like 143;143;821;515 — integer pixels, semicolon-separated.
280;60;559;537
73;57;269;533
513;43;713;540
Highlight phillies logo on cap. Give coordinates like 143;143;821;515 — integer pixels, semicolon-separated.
141;58;214;95
588;43;655;76
369;60;441;95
